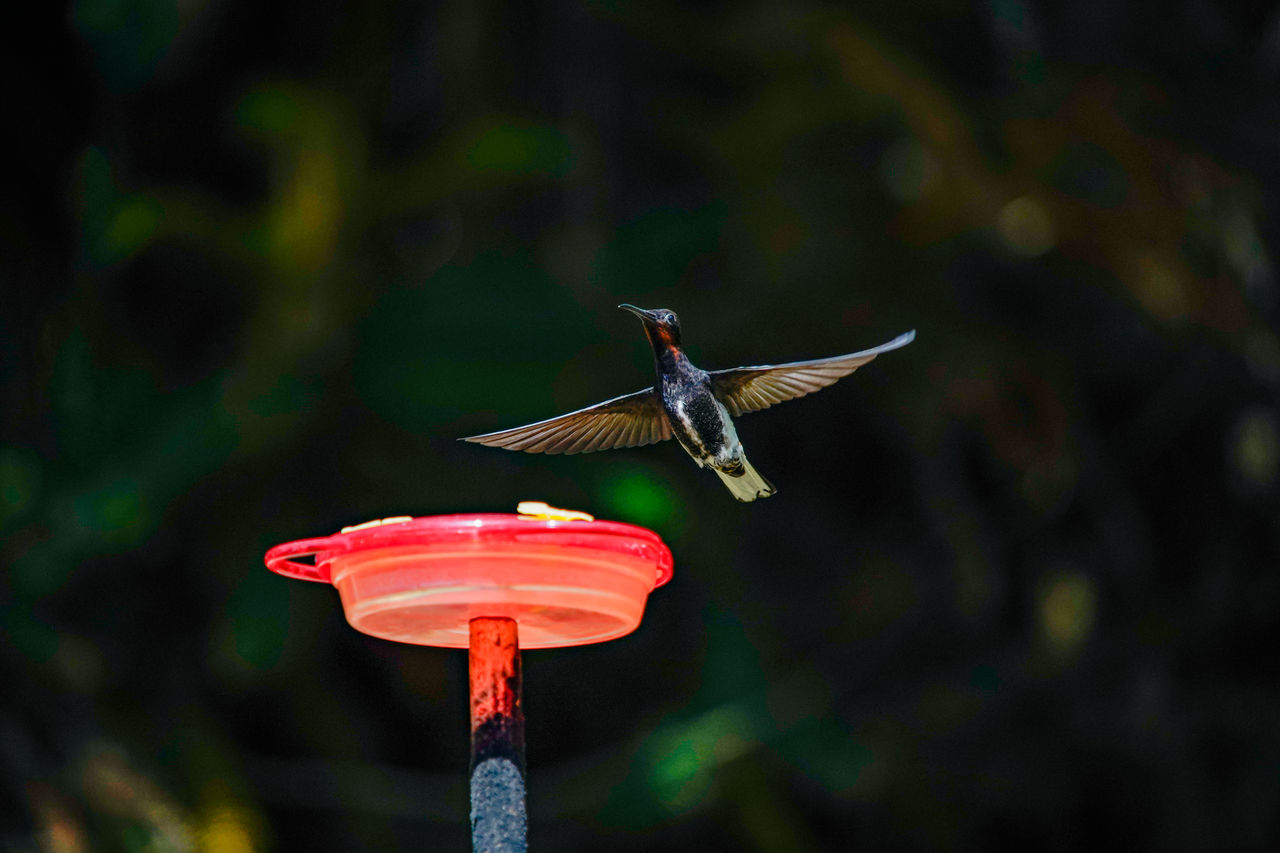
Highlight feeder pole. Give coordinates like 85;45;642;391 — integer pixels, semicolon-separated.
469;617;527;853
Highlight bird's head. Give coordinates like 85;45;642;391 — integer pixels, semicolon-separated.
619;304;681;347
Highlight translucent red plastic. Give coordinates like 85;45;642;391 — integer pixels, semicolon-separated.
264;514;673;649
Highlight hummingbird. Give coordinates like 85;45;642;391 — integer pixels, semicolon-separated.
463;305;915;502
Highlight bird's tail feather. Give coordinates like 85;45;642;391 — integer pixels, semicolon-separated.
714;455;777;502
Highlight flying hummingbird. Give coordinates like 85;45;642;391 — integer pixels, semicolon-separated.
462;305;915;502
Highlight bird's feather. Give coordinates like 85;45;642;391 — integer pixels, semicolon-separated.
461;387;672;454
709;330;915;417
712;453;777;502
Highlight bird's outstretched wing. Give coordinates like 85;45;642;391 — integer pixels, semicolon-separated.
709;330;915;417
461;388;672;454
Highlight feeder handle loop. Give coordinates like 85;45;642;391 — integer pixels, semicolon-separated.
264;535;341;583
653;548;674;588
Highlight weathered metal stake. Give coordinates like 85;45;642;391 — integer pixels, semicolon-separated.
469;617;527;853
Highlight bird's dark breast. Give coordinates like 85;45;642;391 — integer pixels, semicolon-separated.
667;390;725;456
687;394;725;447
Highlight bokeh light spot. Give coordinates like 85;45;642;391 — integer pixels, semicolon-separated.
997;196;1055;256
269;148;342;275
599;468;677;528
105;197;161;255
1132;251;1191;322
466;124;573;175
236;89;299;134
650;740;703;807
1231;407;1278;491
198;802;256;853
1040;572;1096;654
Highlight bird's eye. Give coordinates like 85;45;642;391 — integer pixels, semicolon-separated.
665;313;675;324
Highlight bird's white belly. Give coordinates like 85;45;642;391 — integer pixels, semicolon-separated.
672;398;741;469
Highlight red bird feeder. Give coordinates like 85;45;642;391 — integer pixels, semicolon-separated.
264;506;673;851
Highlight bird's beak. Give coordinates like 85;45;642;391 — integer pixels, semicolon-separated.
618;303;655;323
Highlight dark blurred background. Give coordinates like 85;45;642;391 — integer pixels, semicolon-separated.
4;0;1280;850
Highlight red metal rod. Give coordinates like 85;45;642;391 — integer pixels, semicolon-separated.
469;617;526;852
469;617;525;769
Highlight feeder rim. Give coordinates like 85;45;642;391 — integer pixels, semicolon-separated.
264;512;673;587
